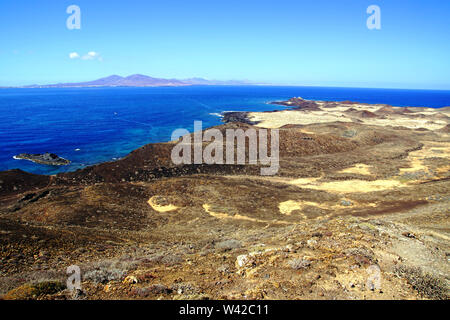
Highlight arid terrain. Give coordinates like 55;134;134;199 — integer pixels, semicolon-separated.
0;97;448;300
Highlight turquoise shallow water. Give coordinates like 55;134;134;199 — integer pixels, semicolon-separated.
1;85;449;175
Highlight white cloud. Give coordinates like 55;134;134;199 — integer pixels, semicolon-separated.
69;51;102;61
82;51;102;61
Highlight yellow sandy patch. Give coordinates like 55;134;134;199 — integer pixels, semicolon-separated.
399;141;450;175
288;177;320;186
279;199;376;216
248;106;449;130
278;200;304;216
289;179;401;193
399;158;428;173
368;118;447;130
147;196;179;212
298;129;317;135
202;204;291;225
436;165;450;174
339;164;373;175
224;174;401;194
249;110;353;129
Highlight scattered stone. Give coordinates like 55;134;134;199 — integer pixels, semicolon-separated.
341;200;353;206
71;288;86;300
215;239;242;252
307;239;318;248
170;283;200;295
123;275;138;284
217;264;230;273
288;258;311;270
236;254;255;268
343;130;357;138
284;244;295;252
427;195;446;201
402;232;416;239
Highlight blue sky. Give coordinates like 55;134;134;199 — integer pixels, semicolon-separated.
0;0;449;89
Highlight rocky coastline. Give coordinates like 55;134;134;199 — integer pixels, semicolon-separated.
13;153;71;166
226;97;450;130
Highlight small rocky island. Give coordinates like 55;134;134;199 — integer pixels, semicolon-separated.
13;153;71;166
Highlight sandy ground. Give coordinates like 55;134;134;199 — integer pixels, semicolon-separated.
148;196;179;213
248;101;449;131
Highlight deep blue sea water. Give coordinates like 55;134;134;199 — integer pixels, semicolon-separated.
1;85;450;175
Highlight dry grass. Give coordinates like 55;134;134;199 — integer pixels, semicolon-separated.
394;265;448;300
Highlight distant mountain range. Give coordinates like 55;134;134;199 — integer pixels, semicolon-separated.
17;74;255;88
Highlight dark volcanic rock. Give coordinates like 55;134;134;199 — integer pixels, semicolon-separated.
0;169;51;196
14;153;70;166
222;112;257;124
375;105;397;115
438;124;450;133
346;109;379;119
270;97;321;111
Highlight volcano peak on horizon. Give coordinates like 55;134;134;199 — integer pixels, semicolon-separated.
19;74;253;88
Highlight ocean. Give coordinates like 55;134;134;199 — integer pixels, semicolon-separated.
1;85;449;175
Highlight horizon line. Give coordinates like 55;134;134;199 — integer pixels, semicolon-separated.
1;73;450;92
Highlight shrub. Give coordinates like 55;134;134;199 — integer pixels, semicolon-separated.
83;258;140;284
84;268;125;284
32;281;66;296
3;281;66;300
394;265;448;300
